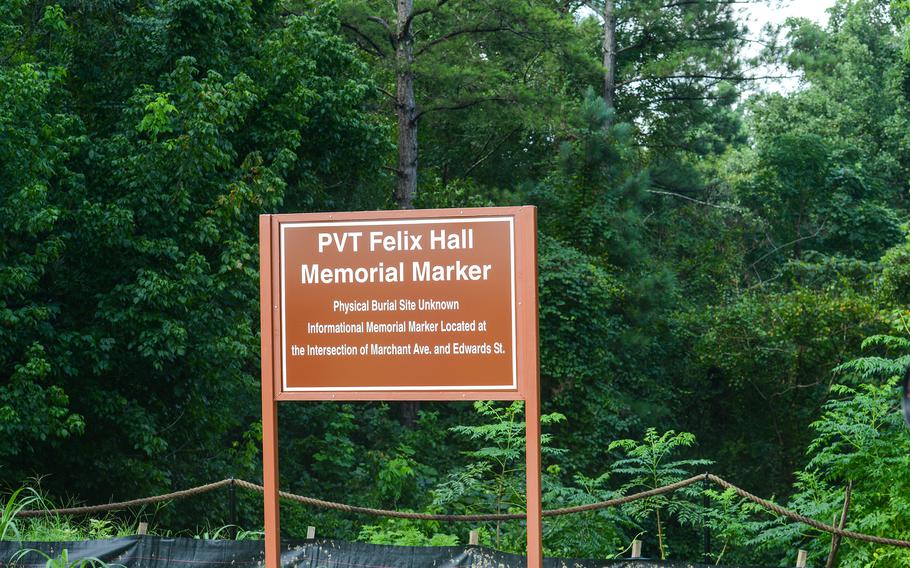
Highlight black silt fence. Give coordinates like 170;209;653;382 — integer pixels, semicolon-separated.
0;536;771;568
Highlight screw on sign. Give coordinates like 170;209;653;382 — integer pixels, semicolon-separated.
258;207;543;568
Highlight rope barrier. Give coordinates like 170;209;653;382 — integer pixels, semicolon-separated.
236;476;704;521
706;474;910;548
13;475;910;547
14;480;233;519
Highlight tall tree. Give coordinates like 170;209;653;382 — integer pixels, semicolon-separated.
600;0;616;109
1;1;83;461
525;89;680;475
660;0;908;501
0;1;387;518
749;0;910;201
339;0;570;424
578;0;757;152
339;0;565;207
728;0;908;279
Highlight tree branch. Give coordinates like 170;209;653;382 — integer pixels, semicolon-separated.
376;86;396;100
402;0;451;39
618;73;799;86
340;22;387;58
1;4;46;66
646;189;742;211
581;0;758;16
748;224;826;271
366;16;397;50
463;127;521;176
414;96;514;121
661;0;757;8
367;15;391;32
416;24;515;56
617;34;761;54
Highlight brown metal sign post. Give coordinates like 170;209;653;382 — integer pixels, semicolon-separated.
259;206;541;566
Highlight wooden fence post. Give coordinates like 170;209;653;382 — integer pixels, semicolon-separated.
306;526;316;540
469;530;479;545
630;540;642;558
796;549;808;568
137;522;148;536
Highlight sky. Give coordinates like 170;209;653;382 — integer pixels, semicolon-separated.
740;0;838;92
575;1;840;92
743;0;837;27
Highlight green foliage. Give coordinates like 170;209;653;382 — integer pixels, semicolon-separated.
540;471;629;559
746;322;910;567
136;94;178;139
0;0;388;526
432;401;565;549
339;0;576;193
0;483;272;542
688;318;910;567
340;401;573;552
537;234;624;391
701;488;767;566
0;1;84;459
689;285;885;497
528;89;681;478
880;234;910;304
609;429;712;559
0;487;41;542
357;519;458;546
732;132;901;273
4;0;910;561
0;482;150;542
732;0;908;281
578;0;750;157
12;548;117;568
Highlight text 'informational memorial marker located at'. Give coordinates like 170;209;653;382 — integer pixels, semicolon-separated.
259;206;541;567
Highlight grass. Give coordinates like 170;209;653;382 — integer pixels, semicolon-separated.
2;485;264;568
1;487;43;541
190;525;264;541
0;482;148;542
20;516;146;542
11;548;121;568
2;483;266;542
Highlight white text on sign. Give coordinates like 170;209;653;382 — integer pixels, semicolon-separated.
317;229;475;253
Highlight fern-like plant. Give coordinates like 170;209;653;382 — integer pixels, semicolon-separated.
433;401;566;549
609;428;712;559
748;318;910;567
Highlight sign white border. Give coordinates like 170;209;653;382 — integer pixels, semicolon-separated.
279;216;517;392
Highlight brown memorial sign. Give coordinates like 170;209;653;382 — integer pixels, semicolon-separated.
258;206;543;568
260;206;538;399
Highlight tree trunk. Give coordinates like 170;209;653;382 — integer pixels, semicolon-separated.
395;0;418;209
825;481;852;568
656;507;666;559
602;0;616;111
396;0;420;426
